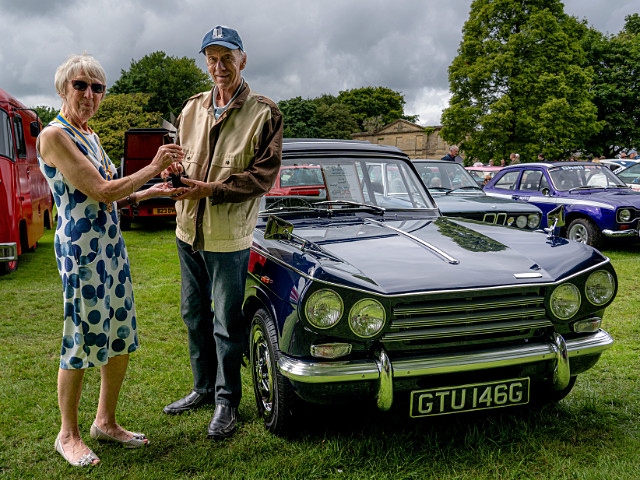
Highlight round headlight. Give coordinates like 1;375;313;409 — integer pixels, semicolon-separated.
528;214;541;229
515;215;528;228
305;289;343;329
348;298;386;338
550;283;581;320
618;208;632;222
585;270;616;306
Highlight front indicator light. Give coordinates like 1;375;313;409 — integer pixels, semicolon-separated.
585;270;616;306
573;317;602;333
550;283;581;320
349;298;386;338
305;289;343;329
310;343;352;359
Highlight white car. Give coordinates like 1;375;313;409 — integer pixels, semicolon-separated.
614;162;640;191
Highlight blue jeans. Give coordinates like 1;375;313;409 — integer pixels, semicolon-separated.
176;238;249;407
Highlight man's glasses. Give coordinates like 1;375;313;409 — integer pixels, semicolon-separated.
71;80;106;94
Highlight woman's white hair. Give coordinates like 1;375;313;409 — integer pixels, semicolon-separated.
54;52;107;95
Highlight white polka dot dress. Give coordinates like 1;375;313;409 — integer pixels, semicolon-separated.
38;121;138;369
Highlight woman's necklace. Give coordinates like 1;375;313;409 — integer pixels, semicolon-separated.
56;113;113;180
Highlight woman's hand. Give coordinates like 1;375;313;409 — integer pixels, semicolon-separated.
151;143;184;172
138;181;186;201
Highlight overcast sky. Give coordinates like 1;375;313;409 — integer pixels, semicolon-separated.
1;0;637;126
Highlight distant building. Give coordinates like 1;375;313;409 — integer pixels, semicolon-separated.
352;119;452;159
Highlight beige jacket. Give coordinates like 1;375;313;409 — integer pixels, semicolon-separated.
175;82;282;252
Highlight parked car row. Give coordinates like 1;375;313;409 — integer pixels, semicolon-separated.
248;139;617;435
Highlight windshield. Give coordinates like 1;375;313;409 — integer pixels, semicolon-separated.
616;163;640;185
548;164;627;191
264;156;435;211
413;161;481;192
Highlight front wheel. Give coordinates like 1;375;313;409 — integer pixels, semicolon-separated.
250;308;297;435
0;259;18;275
567;218;602;249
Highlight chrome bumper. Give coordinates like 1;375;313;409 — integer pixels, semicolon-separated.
278;330;613;410
602;228;638;238
0;242;17;262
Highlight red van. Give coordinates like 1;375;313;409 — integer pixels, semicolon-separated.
0;87;53;274
118;128;176;230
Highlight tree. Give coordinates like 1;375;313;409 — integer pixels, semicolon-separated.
32;105;59;125
89;93;163;167
278;97;319;138
278;95;359;139
337;86;418;131
110;51;212;121
582;14;640;157
441;0;602;163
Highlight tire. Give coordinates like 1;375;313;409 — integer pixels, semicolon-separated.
0;259;18;275
120;215;132;231
250;308;297;435
567;218;602;248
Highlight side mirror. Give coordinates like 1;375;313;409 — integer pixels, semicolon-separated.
264;215;294;240
30;121;41;137
546;205;565;228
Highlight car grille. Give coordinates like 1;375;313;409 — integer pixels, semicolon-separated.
482;212;509;225
382;287;552;353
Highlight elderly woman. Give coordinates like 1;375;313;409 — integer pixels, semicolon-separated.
37;53;184;467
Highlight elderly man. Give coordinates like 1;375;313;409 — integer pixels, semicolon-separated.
442;145;463;164
161;25;283;440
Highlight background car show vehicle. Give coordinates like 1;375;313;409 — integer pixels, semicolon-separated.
243;139;617;435
0;87;53;274
413;159;541;230
613;162;640;192
265;163;326;207
483;162;640;249
465;165;503;187
118;128;177;230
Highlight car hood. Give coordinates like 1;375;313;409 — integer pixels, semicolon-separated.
257;215;604;294
433;193;541;214
563;188;640;207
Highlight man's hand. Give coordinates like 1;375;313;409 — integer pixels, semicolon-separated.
170;177;212;201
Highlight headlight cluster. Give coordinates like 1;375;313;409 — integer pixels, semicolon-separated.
305;289;386;338
508;214;541;229
617;208;634;223
549;269;616;320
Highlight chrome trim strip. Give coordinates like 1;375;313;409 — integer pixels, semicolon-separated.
364;218;460;264
375;349;393;411
550;332;570;390
278;330;613;384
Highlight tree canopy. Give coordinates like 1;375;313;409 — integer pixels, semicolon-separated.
582;14;640;157
109;51;212;121
278;87;415;140
441;0;602;163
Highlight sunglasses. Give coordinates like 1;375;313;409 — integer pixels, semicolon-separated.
71;79;106;94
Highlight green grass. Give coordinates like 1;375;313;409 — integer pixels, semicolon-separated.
1;221;638;479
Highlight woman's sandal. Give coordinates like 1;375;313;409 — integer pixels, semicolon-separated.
90;422;148;448
55;434;100;467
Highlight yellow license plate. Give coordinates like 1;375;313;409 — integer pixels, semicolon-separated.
409;378;530;417
153;207;176;215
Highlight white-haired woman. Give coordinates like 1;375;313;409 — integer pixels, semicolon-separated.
37;53;184;467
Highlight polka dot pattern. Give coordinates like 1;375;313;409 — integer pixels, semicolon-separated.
38;122;139;370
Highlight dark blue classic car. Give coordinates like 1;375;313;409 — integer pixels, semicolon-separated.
245;140;617;435
413;159;541;230
484;162;640;248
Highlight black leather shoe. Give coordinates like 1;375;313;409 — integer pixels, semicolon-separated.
163;390;215;415
207;405;238;439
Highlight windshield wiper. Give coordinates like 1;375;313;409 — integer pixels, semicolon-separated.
314;200;386;215
445;185;483;195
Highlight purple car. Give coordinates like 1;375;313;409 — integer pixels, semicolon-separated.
483;161;640;248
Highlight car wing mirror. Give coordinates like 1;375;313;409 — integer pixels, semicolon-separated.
264;215;294;240
547;205;565;228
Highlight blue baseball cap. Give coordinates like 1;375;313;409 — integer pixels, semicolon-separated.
200;25;243;53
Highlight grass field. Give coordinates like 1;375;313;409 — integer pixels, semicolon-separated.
0;221;638;479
